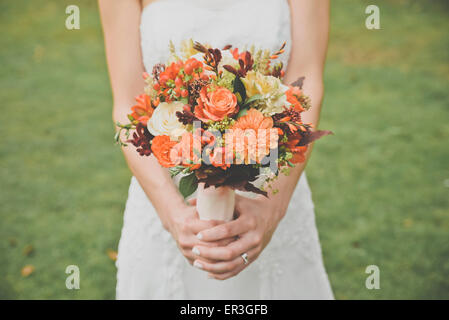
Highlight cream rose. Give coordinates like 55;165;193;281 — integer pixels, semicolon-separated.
147;101;186;140
241;70;289;115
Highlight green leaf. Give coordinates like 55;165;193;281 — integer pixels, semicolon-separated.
178;173;198;198
180;97;189;104
169;166;185;178
236;108;248;119
235;92;243;104
244;94;262;107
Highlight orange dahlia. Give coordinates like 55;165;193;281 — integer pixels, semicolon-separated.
225;108;278;164
232;108;273;131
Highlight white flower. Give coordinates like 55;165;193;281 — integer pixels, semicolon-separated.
241;71;290;115
147;101;186;140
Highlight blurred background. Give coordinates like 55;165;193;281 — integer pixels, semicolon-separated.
0;0;448;299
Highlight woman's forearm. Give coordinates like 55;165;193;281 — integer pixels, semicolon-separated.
266;73;324;218
114;105;185;231
98;0;187;232
99;1;223;265
269;0;329;216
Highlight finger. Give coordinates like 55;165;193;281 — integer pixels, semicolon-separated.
188;218;225;234
208;265;244;280
193;233;256;261
193;247;257;275
207;248;259;280
182;249;216;265
179;234;233;253
177;234;199;250
197;237;236;248
187;198;197;206
193;257;240;274
197;216;252;242
191;238;236;262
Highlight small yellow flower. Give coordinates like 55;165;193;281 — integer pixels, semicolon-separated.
180;39;199;59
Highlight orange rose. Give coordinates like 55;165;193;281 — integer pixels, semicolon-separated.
151;135;178;168
194;86;238;122
286;86;304;112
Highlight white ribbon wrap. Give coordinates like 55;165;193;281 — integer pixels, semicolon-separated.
196;183;235;221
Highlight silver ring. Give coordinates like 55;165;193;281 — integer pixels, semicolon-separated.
241;252;249;265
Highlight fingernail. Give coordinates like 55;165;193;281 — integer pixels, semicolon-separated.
196;233;203;240
193;261;203;269
192;247;201;256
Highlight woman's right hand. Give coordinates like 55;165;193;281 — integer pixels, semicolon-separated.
166;200;234;265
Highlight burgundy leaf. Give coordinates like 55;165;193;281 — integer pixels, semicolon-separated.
239;59;245;70
242;182;268;197
223;65;239;76
298;130;333;146
212;48;222;65
193;41;208;53
290;76;305;89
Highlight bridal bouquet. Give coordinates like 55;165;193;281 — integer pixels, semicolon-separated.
116;40;331;221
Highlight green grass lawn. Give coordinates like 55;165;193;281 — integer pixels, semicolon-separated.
0;0;448;299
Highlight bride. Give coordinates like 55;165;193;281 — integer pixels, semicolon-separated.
99;0;333;299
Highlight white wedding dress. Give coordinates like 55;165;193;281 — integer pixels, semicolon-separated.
116;0;334;300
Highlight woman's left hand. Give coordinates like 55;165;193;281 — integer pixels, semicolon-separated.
191;193;286;280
